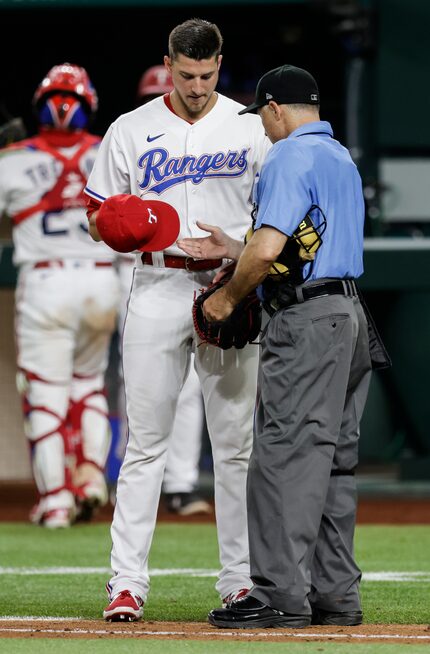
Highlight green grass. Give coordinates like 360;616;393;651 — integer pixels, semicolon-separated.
1;643;430;654
0;524;429;624
2;642;430;654
355;525;430;624
0;523;219;568
355;525;430;571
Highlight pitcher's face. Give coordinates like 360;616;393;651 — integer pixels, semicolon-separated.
166;53;221;120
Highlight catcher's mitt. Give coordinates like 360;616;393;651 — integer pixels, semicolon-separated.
193;275;262;350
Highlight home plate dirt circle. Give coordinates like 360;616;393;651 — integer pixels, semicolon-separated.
0;619;429;643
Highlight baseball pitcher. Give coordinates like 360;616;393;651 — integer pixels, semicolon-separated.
86;19;271;621
114;65;210;516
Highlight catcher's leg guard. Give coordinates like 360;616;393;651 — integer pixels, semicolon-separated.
69;374;111;519
17;369;76;525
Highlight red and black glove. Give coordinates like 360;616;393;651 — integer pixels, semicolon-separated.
193;275;262;350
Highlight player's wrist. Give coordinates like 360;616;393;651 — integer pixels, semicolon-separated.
223;280;244;307
225;237;244;261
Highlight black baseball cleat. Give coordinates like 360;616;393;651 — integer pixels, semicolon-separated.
208;595;311;629
311;607;363;626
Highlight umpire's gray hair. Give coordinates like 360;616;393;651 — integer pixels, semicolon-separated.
286;103;320;114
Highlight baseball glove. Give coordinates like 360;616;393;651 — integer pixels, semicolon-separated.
193;275;262;350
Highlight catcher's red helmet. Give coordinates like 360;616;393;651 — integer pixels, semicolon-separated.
137;65;174;101
33;63;98;113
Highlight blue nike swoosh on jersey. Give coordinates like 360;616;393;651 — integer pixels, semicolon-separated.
147;133;165;142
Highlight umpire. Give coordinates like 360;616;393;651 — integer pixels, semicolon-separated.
204;65;372;628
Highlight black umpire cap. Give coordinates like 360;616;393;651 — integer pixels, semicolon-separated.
238;64;319;115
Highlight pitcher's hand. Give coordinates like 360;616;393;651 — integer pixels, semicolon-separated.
177;221;243;260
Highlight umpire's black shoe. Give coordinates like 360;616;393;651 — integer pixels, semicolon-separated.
311;607;363;626
208;595;311;629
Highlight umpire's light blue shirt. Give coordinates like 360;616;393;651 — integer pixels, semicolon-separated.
254;121;365;280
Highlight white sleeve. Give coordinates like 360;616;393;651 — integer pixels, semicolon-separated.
246;123;272;206
84;122;130;202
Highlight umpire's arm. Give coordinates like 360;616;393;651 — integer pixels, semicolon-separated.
203;226;287;322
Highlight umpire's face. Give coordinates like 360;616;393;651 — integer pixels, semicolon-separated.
258;102;286;144
165;53;221;120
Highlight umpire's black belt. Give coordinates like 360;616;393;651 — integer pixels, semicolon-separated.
295;279;358;303
269;279;358;313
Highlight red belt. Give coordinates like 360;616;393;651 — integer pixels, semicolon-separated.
33;260;113;269
141;253;222;272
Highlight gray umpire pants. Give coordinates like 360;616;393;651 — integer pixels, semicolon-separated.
248;293;372;616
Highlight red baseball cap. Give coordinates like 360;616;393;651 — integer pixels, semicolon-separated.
96;194;180;253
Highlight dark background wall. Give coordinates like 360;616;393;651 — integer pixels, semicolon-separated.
377;0;430;153
0;3;350;139
3;0;430;162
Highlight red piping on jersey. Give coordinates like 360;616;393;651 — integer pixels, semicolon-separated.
11;132;100;226
163;93;194;125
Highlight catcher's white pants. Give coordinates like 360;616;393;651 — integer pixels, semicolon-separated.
116;259;204;494
109;264;259;601
15;262;119;513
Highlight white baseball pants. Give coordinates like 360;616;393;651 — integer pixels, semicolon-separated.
109;263;259;601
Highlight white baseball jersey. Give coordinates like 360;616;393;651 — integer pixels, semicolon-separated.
0;134;114;265
85;93;271;248
0;132;119;523
87;93;271;605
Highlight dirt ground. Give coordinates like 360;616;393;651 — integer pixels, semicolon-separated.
0;618;429;643
1;481;430;523
1;482;429;643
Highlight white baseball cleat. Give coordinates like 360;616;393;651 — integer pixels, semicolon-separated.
29;501;45;525
42;508;73;529
30;500;75;528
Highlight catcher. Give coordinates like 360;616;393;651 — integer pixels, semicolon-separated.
0;64;119;528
